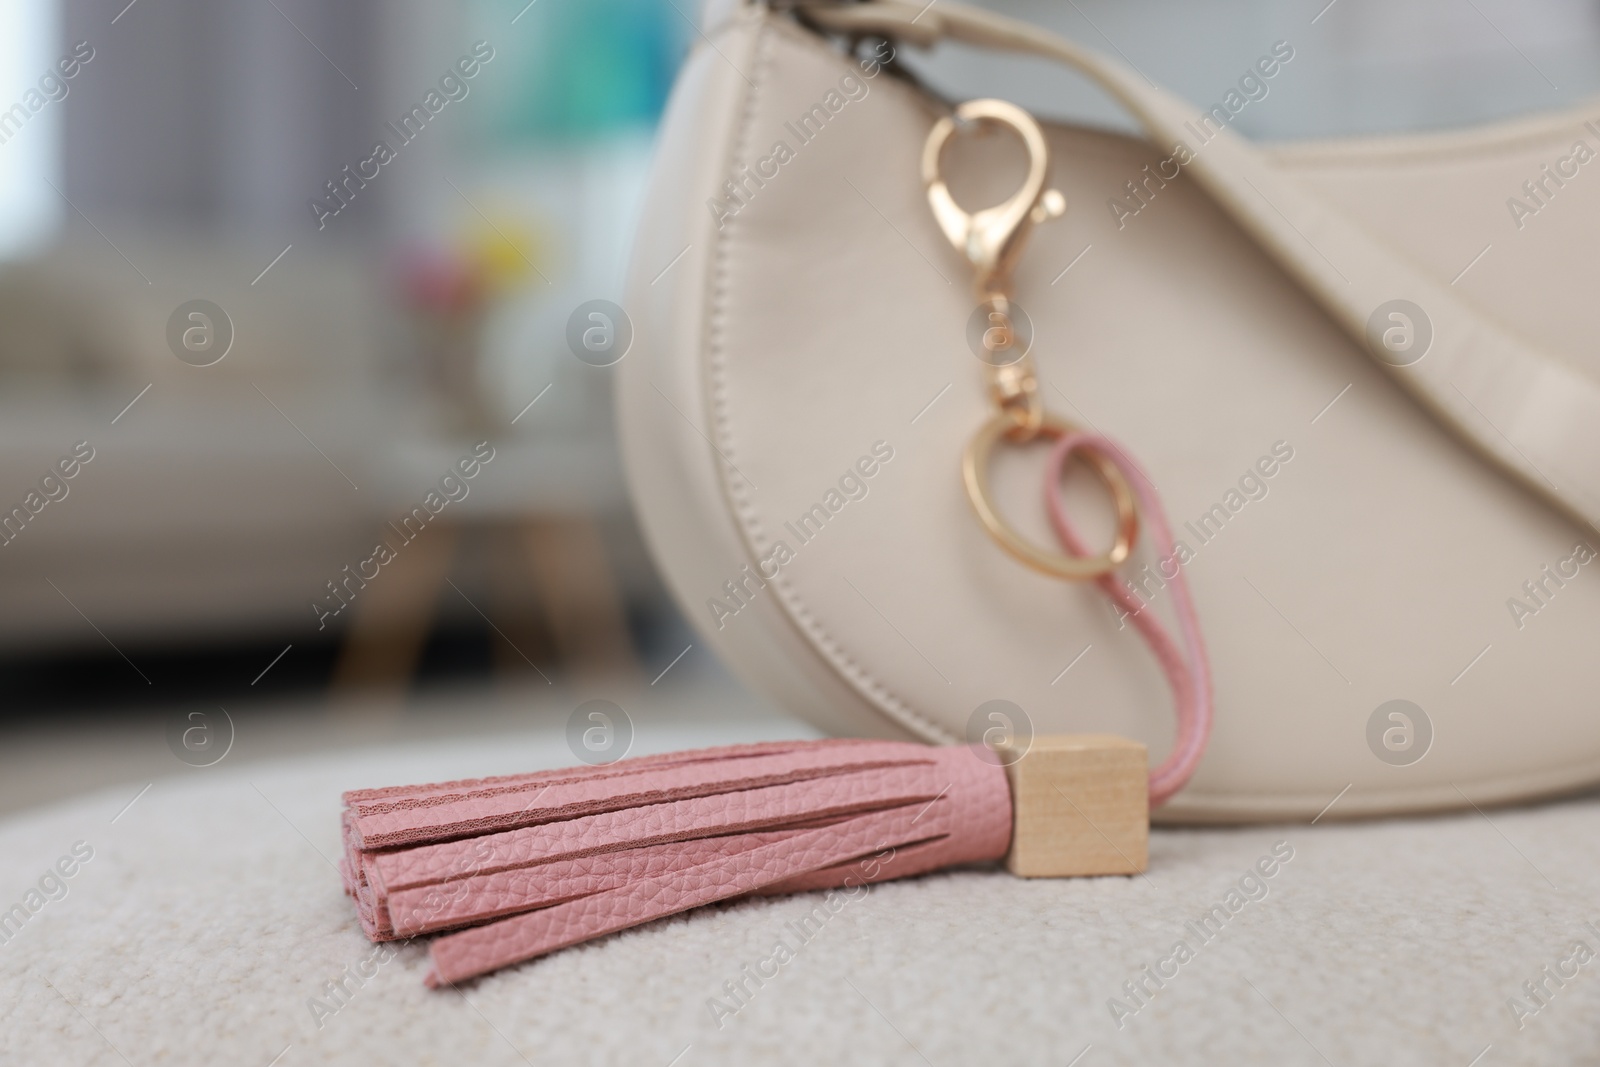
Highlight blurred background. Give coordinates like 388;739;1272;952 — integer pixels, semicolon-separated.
2;0;1598;816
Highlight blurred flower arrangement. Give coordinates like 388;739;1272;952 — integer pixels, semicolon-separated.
396;216;546;432
392;0;686;433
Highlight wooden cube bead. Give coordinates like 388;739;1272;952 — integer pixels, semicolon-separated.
995;734;1149;877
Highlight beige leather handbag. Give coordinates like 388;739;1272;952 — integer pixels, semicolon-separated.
618;0;1600;820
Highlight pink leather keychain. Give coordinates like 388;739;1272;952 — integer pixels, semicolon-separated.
337;429;1210;986
338;98;1212;986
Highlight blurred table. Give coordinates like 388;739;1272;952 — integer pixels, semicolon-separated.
332;435;640;691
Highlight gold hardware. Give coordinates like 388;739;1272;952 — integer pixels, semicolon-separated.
977;293;1043;437
963;412;1137;580
922;99;1065;300
927;99;1138;579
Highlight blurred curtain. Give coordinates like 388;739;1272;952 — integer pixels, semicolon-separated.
60;0;383;236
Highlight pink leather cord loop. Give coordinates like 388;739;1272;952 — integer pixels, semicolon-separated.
1044;432;1213;807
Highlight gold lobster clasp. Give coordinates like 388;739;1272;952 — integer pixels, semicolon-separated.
922;98;1066;300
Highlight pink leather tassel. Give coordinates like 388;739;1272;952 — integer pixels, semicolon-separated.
340;433;1214;986
339;739;1012;986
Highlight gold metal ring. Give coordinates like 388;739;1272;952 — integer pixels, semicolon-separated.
962;412;1138;580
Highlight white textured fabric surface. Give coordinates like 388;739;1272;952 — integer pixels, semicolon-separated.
2;730;1597;1066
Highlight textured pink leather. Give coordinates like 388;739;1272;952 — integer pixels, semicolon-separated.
386;831;804;937
339;740;1013;983
425;800;983;987
349;741;936;849
366;763;960;892
1045;431;1213;806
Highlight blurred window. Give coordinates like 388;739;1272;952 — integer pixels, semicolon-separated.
0;0;60;259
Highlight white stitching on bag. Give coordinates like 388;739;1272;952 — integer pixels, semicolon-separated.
704;15;955;743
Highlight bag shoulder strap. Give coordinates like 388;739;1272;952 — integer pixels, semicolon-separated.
793;0;1600;531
